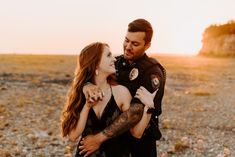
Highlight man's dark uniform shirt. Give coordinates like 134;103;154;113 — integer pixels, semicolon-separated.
115;53;166;157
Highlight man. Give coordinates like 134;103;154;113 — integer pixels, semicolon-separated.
80;18;166;157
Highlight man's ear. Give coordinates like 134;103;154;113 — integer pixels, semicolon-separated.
144;42;151;51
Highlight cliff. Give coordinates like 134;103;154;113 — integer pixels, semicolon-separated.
199;20;235;57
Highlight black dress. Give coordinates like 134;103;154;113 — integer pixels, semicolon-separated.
75;87;131;157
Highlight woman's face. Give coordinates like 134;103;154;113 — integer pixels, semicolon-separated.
97;46;116;76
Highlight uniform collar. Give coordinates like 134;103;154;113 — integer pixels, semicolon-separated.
119;53;147;67
130;53;147;65
134;53;147;62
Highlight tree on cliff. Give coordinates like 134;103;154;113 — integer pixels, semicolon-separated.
203;20;235;39
200;20;235;57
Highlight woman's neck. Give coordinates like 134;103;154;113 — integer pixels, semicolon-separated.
94;75;110;90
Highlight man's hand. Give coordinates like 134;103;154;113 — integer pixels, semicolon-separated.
83;83;104;102
79;133;106;157
134;86;158;109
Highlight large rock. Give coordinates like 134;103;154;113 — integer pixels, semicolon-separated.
199;21;235;57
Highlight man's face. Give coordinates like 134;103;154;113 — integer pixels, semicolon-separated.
123;32;150;62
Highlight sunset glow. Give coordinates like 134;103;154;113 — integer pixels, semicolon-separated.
0;0;234;56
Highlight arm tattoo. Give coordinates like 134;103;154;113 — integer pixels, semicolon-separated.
102;103;144;138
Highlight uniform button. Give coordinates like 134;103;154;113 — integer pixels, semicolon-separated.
122;62;126;66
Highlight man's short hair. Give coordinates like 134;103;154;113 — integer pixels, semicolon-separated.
128;18;153;45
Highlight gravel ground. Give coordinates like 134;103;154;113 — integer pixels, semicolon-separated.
0;55;234;157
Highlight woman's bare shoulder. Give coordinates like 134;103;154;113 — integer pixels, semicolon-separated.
111;85;132;110
112;85;130;94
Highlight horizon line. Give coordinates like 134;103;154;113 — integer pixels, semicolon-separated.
0;51;199;56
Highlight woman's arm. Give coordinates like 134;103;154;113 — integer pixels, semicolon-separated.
130;106;152;138
68;102;93;141
116;85;155;139
113;85;132;112
130;86;157;138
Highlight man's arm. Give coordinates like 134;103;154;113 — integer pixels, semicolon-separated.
79;103;144;157
102;102;144;138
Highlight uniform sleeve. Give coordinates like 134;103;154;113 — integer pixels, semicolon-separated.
148;65;165;116
132;64;166;116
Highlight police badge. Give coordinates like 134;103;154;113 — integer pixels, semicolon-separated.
129;68;139;81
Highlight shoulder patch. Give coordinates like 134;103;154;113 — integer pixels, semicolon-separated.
151;74;160;90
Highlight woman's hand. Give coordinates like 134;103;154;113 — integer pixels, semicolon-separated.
84;101;97;109
134;86;158;109
83;83;104;102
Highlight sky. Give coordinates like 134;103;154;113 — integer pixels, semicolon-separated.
0;0;234;56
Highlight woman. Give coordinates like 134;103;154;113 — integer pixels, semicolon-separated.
61;42;153;157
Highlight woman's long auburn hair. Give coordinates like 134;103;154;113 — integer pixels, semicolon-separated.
61;42;109;137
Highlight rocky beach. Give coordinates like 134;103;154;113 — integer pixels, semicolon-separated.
0;54;234;157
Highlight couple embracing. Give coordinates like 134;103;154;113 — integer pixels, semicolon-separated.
61;18;166;157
